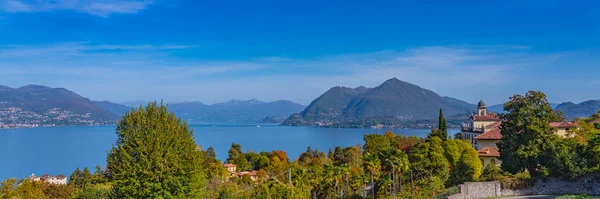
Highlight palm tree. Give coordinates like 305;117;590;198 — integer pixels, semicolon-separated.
364;152;381;199
380;148;410;198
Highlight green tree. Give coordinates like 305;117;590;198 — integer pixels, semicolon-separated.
363;152;381;199
443;139;460;166
75;183;113;199
45;184;76;199
497;91;560;176
297;146;328;167
92;165;105;184
0;178;18;199
82;167;92;189
447;140;483;185
205;160;229;182
247;152;270;170
480;163;504;181
15;179;45;199
69;168;84;190
206;146;217;161
379;148;409;195
546;138;589;179
106;102;205;198
439;109;448;141
394;135;423;153
409;137;449;195
587;135;600;171
364;134;391;155
227;143;251;171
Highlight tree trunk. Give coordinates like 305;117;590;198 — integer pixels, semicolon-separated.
399;172;403;194
393;167;396;199
371;174;375;199
389;171;392;197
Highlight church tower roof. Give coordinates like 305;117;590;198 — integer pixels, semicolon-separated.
478;99;486;108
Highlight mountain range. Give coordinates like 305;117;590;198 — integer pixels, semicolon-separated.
0;85;305;127
555;100;600;120
282;78;600;128
166;99;305;124
0;85;118;127
282;78;473;128
2;80;599;128
91;99;306;124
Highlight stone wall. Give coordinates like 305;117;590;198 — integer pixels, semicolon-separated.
446;193;467;199
446;175;600;199
502;175;600;196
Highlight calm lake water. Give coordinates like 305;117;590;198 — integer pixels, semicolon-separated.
0;124;458;180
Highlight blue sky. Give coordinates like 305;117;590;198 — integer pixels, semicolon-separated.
0;0;599;105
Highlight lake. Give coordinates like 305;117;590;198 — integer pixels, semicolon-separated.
0;124;458;180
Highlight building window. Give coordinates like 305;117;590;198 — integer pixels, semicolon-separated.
490;159;496;165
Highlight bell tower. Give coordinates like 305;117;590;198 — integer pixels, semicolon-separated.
477;99;487;116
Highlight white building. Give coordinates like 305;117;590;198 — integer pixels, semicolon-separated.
30;173;67;185
459;99;577;167
459;100;502;149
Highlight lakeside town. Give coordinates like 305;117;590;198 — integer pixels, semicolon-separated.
3;92;600;199
0;107;107;129
1;0;598;198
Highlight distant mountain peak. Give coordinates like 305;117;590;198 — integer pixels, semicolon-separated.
385;77;401;82
283;78;472;127
18;84;51;91
380;78;419;88
167;98;305;124
0;85;13;90
175;101;206;105
217;99;267;106
555;100;600;120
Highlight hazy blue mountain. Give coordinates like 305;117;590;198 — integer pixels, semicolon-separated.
0;85;118;126
555;100;600;120
286;86;368;125
119;100;150;108
488;102;559;114
167;99;305;124
92;101;132;116
487;104;505;114
344;78;469;119
442;96;476;112
282;78;471;127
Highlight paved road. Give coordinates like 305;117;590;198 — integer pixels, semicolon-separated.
501;196;559;199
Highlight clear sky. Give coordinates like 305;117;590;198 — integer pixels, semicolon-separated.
0;0;598;105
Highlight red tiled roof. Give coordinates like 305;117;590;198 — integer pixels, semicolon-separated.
474;128;502;140
477;147;500;157
485;121;502;129
55;175;66;179
223;164;237;168
549;122;576;128
473;113;501;121
242;171;259;176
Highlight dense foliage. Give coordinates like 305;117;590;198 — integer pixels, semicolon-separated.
106;102;205;198
4;92;600;198
499;91;600;179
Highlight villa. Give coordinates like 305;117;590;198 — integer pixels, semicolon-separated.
223;163;264;181
459;100;576;167
224;163;237;173
30;173;67;185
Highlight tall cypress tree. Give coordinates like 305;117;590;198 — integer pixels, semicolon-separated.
439;109;448;141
